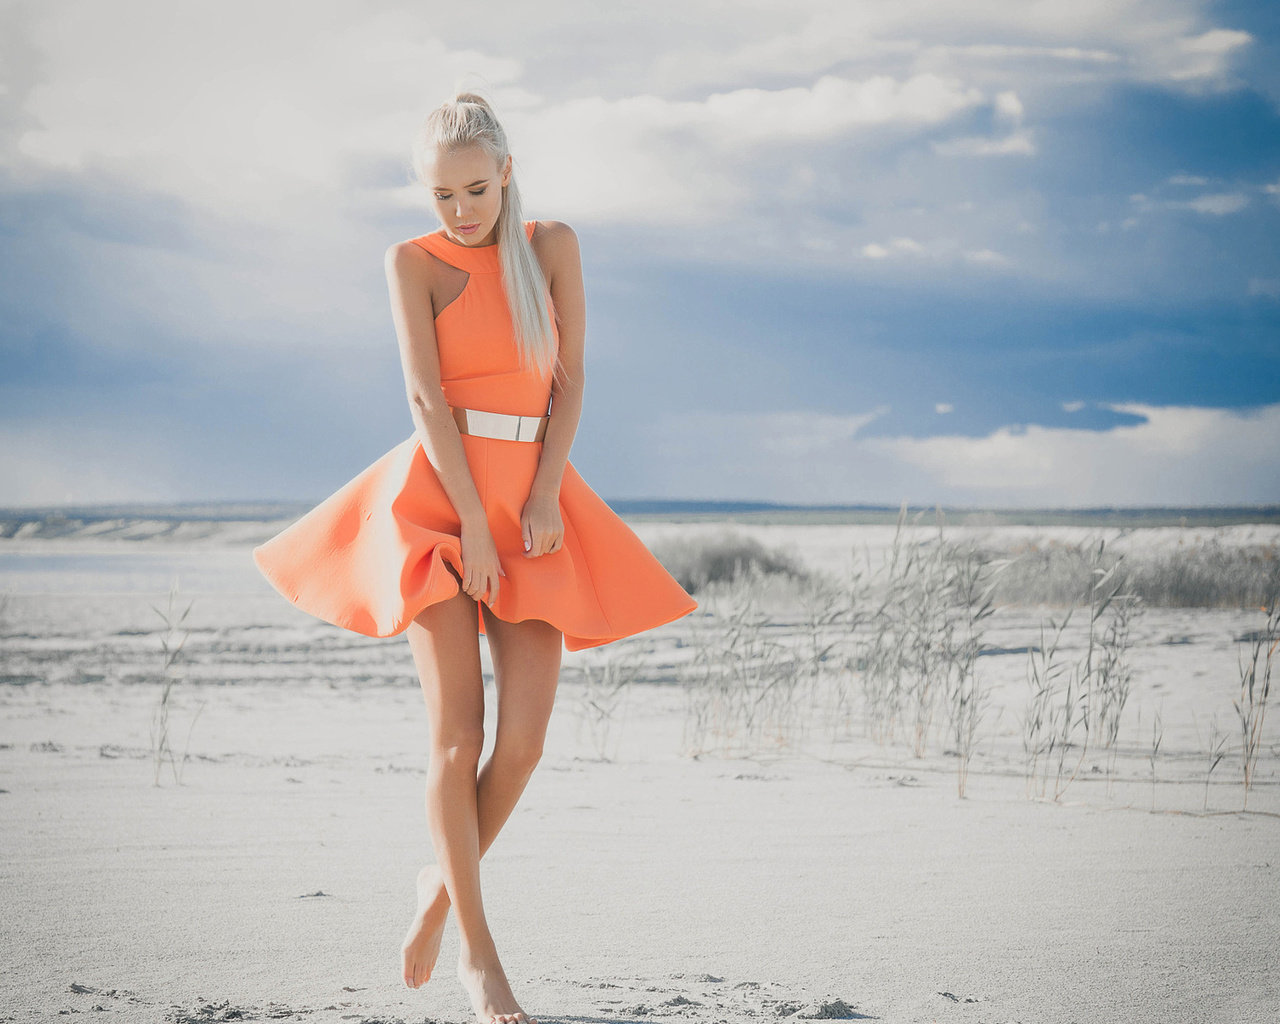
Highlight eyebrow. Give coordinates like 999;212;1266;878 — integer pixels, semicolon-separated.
433;178;489;190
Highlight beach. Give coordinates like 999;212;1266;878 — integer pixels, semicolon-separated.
2;517;1277;1024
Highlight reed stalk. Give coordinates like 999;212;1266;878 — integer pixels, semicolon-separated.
1233;597;1279;809
149;579;198;787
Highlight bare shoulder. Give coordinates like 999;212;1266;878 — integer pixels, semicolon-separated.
384;237;433;275
529;221;580;285
529;219;580;262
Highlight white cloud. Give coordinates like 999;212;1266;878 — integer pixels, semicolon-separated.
933;130;1036;157
0;0;1265;358
933;87;1035;157
865;402;1280;505
1062;400;1086;412
1175;192;1249;215
1248;278;1280;299
5;0;1255;236
640;402;1280;505
962;248;1009;265
1168;173;1210;186
509;73;982;224
1166;28;1253;82
0;423;179;506
652;2;1253;94
10;3;525;222
935;403;954;414
861;236;927;259
860;236;1008;268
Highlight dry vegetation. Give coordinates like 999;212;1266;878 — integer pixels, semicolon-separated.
644;509;1280;807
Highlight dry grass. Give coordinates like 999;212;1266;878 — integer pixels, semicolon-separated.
989;537;1279;609
669;506;1007;798
650;529;809;594
572;643;642;761
149;580;204;787
1021;542;1142;803
659;523;1272;811
1234;599;1278;808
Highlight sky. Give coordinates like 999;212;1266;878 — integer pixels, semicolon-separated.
1;0;1278;508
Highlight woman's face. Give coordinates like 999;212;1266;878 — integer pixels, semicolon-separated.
425;144;512;247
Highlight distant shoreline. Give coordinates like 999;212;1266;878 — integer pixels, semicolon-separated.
1;499;1279;530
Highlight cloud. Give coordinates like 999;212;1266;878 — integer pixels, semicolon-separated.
860;237;1010;269
935;403;954;414
652;2;1254;94
508;73;983;224
862;237;925;259
932;88;1036;157
636;402;1280;506
9;4;526;222
1165;28;1253;82
1175;192;1249;215
865;402;1280;505
961;248;1008;265
0;422;179;506
643;407;892;502
933;130;1036;157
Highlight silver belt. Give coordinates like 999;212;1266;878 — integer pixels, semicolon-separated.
451;405;549;442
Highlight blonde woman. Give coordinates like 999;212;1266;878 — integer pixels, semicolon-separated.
252;92;697;1024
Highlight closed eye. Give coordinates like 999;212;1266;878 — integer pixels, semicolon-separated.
433;188;488;200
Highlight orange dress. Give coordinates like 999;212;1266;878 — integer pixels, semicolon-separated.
251;220;697;652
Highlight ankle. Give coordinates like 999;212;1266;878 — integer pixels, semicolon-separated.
458;938;501;968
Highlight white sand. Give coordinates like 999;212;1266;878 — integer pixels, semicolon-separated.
1;525;1277;1024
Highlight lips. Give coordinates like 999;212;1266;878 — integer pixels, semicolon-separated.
457;223;480;234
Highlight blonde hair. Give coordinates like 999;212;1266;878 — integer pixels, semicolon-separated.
411;92;559;382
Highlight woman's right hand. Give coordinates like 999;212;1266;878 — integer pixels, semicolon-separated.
458;519;506;604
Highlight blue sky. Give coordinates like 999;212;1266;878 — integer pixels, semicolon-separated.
1;0;1278;507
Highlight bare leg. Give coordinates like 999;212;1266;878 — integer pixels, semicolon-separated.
402;598;563;992
454;608;562;1010
402;585;539;1024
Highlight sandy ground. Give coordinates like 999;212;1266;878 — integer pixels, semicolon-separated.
2;524;1278;1024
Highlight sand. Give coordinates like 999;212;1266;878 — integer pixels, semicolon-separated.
1;522;1277;1024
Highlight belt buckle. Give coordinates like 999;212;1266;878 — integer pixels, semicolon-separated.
452;405;544;442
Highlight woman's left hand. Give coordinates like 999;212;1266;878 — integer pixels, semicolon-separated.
521;492;564;557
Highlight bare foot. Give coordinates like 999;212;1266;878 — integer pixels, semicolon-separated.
457;950;537;1024
401;864;450;988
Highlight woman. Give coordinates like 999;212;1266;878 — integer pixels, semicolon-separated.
251;92;697;1024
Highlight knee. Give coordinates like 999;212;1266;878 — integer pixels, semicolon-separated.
494;731;544;775
430;730;485;771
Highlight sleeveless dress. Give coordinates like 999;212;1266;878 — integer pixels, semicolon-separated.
251;220;697;652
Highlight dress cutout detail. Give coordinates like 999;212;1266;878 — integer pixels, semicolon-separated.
251;221;697;651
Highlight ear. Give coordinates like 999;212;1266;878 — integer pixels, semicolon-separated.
501;154;512;187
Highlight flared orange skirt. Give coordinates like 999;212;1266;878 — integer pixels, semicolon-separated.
252;432;697;651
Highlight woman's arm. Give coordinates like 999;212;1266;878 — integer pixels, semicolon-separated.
384;240;506;602
523;221;586;557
